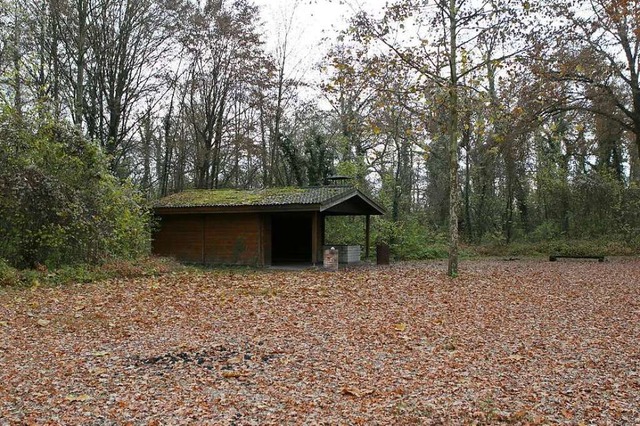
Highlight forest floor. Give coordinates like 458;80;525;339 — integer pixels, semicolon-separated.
1;259;639;425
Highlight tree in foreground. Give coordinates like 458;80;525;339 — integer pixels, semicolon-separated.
345;0;531;276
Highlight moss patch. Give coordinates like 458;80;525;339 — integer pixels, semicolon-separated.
155;187;334;208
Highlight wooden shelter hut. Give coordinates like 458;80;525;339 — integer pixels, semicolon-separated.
152;186;385;266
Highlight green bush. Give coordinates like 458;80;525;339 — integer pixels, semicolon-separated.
0;110;151;269
383;219;449;261
529;221;563;241
0;258;19;286
325;216;366;246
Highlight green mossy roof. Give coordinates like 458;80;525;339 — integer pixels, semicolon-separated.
154;186;355;208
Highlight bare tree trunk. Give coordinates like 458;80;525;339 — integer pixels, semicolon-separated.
259;98;269;187
212;90;227;189
633;132;640;184
73;0;88;127
11;3;23;117
464;144;472;241
139;110;153;198
159;96;175;196
271;64;284;186
49;0;61;118
447;0;460;277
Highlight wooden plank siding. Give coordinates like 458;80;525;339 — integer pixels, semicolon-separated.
152;214;205;263
204;214;261;265
152;213;264;266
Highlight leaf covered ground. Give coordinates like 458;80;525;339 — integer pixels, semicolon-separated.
1;259;639;425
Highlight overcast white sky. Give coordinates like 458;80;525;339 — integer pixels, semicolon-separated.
253;0;379;78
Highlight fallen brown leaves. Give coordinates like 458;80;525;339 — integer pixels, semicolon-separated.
1;259;639;424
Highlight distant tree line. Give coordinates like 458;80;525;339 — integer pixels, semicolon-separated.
1;0;638;271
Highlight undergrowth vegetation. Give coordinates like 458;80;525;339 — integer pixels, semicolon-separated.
0;257;185;288
471;239;638;258
325;215;638;262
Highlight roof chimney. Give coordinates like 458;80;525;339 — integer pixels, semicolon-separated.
324;175;352;186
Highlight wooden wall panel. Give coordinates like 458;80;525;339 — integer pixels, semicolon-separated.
154;212;302;267
152;215;204;263
204;214;261;266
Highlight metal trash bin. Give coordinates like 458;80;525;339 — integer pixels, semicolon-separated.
376;243;390;265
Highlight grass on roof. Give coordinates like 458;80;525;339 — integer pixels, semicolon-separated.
158;187;307;206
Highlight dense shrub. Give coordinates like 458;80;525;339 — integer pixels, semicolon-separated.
0;111;151;269
324;216;366;247
374;217;449;261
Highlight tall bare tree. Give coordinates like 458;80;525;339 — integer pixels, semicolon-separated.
538;0;640;182
177;0;264;189
347;0;530;276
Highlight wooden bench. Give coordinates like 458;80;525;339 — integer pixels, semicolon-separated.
549;255;605;262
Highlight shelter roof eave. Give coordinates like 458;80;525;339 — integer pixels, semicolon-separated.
153;186;386;216
320;188;385;215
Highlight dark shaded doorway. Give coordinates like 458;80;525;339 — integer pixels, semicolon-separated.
271;214;312;264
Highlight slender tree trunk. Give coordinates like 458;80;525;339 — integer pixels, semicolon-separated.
447;0;460;277
50;0;61;118
393;150;401;222
503;140;515;244
271;65;285;187
633;132;640;184
140;115;152;198
160;100;174;197
12;4;23;117
74;0;87;127
259;99;269;187
212;92;226;189
464;145;472;241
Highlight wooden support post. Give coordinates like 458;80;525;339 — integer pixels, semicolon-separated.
263;214;272;266
365;215;370;259
311;212;319;265
201;214;206;264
